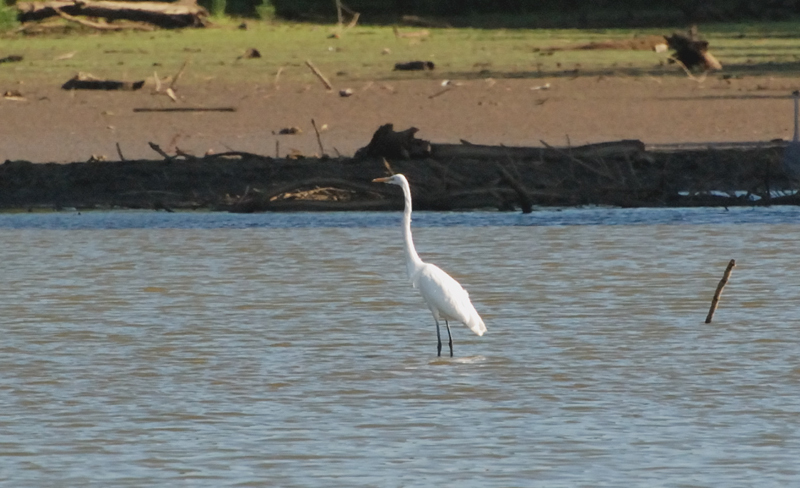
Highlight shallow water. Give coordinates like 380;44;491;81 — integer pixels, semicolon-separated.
2;208;800;486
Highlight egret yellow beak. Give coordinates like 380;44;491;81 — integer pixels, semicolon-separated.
372;177;391;183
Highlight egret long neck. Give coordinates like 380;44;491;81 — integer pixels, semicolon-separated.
399;179;423;279
794;95;799;142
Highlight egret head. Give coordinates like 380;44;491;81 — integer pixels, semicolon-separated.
372;174;406;186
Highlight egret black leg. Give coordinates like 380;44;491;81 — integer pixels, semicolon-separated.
435;318;442;357
445;320;453;357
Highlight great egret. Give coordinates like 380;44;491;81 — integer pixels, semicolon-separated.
783;90;800;182
373;174;486;357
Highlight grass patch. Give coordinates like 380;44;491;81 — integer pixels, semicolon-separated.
2;21;800;88
0;3;19;32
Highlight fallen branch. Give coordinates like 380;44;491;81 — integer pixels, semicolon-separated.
394;61;435;71
170;59;189;90
540;139;615;180
62;73;144;91
201;151;268;161
431;140;645;161
133;107;236;112
3;90;26;101
175;147;197;160
0;55;23;64
705;259;736;323
148;141;173;160
16;0;208;28
305;60;332;90
151;70;176;101
53;6;154;31
496;162;532;213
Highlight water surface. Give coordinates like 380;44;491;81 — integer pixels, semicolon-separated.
2;208;799;486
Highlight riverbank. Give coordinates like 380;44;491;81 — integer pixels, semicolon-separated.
2;137;797;212
4;24;800;210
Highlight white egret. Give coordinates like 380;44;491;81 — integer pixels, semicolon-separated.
373;174;486;357
783;90;800;182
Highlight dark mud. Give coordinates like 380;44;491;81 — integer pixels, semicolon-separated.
2;141;798;212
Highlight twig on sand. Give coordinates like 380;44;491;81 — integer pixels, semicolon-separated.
428;87;452;99
133;107;236;112
705;259;736;323
153;59;189;102
116;142;125;161
170;59;189;90
305;60;333;90
152;67;180;102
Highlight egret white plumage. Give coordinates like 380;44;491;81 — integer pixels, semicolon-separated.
373;174;486;357
782;90;800;182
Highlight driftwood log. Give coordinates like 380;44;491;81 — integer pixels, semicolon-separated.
354;123;431;160
16;0;209;28
432;139;646;161
0;55;24;64
1;125;799;212
394;61;435;71
62;73;144;90
666;27;722;71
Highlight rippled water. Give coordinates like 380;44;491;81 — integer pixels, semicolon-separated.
2;208;800;486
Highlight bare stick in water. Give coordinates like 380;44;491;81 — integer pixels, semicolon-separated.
705;259;736;323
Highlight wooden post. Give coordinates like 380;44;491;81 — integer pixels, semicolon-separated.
705;259;735;323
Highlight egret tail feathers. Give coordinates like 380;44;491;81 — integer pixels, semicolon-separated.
465;313;487;337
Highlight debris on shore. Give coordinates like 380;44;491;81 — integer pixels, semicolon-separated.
1;125;796;213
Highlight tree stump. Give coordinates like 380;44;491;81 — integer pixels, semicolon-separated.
354;123;431;160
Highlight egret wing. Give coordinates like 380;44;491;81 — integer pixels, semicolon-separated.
415;263;486;336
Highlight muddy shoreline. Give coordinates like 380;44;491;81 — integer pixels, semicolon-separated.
3;140;798;212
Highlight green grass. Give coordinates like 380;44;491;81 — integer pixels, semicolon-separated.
3;20;800;87
0;3;18;31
